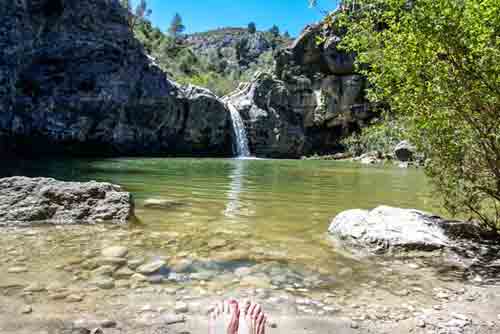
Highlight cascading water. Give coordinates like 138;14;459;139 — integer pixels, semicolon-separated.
227;102;251;158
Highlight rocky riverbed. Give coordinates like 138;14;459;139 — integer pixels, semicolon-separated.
2;224;500;334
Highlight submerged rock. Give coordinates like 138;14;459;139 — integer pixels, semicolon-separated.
101;246;129;258
137;260;167;275
0;177;133;226
328;206;450;253
143;199;187;210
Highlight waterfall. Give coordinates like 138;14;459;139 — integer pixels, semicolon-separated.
227;102;251;158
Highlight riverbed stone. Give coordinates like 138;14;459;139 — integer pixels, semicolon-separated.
92;265;118;277
114;267;135;279
144;199;187;210
81;259;100;271
67;294;84;303
328;206;450;253
20;305;32;314
131;273;149;283
0;177;134;226
97;257;127;266
128;258;146;270
175;302;189;314
137;260;167;275
92;277;115;290
24;283;46;293
7;266;28;274
101;246;129;258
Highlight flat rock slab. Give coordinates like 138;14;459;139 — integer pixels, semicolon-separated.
328;206;450;253
0;177;133;226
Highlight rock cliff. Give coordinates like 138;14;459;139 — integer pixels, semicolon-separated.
0;0;233;157
185;28;290;74
227;22;376;158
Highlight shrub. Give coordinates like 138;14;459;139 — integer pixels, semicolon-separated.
336;0;500;228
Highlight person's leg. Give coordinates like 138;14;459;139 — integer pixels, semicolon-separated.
209;299;240;334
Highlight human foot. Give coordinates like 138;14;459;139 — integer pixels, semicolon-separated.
209;299;240;334
238;300;266;334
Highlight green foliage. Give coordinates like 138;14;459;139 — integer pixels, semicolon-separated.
248;22;257;34
130;12;288;97
341;117;407;157
120;0;151;29
335;0;500;228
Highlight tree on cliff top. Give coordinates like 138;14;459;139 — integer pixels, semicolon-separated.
248;22;257;34
269;25;280;37
120;0;151;29
168;13;186;39
335;0;500;229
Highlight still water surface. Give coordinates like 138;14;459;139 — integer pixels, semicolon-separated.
0;158;445;290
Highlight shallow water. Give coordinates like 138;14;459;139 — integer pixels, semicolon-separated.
0;158;446;293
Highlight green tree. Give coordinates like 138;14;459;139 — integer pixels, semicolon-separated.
335;0;500;228
283;31;291;39
269;25;280;37
120;0;151;29
248;22;257;34
168;13;185;38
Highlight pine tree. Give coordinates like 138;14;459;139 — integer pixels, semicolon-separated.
269;25;280;37
168;13;185;39
247;22;257;34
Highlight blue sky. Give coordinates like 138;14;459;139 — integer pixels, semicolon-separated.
135;0;339;37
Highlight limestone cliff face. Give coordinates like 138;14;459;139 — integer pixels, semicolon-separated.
227;23;376;158
185;28;290;74
0;0;233;156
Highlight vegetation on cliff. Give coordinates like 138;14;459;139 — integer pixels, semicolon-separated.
121;1;291;96
326;0;500;228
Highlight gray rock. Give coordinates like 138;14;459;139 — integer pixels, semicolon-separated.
328;206;450;253
100;320;117;328
137;260;167;275
20;305;32;314
92;265;119;277
0;0;233;157
113;266;135;279
0;177;133;226
174;302;189;314
101;246;128;258
394;141;416;162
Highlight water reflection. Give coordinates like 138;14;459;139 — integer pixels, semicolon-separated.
224;159;248;219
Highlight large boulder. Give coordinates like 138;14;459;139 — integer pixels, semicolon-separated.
0;177;133;226
0;0;232;157
328;206;451;253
